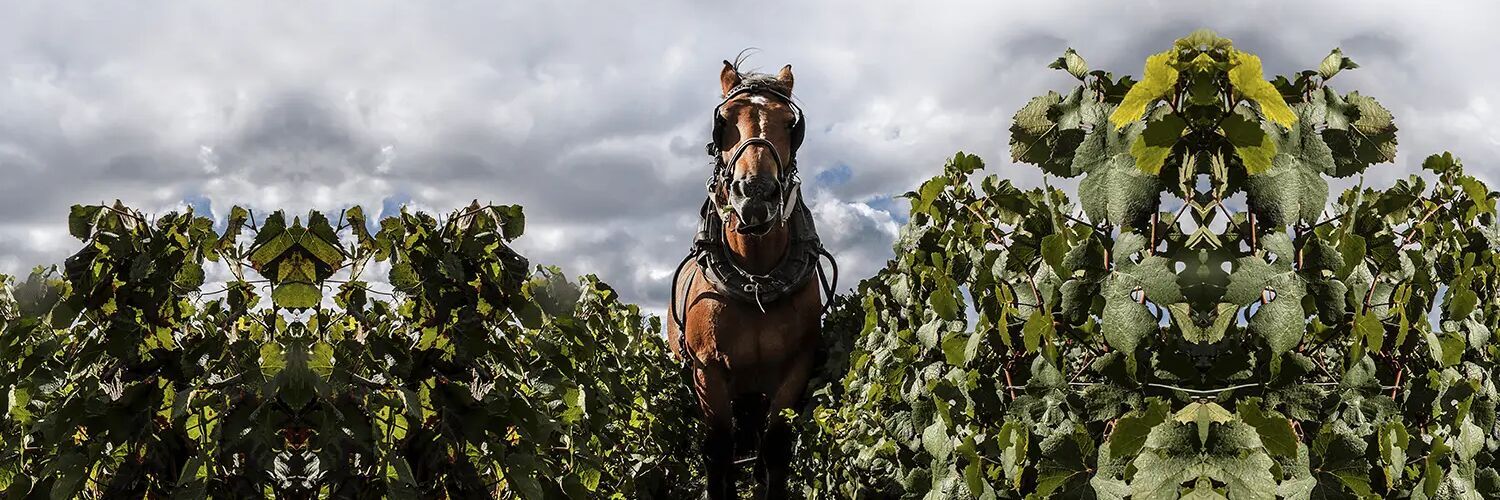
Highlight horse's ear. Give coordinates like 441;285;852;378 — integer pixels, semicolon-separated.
720;60;741;96
776;64;794;93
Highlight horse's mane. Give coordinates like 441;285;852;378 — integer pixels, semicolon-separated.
734;73;789;93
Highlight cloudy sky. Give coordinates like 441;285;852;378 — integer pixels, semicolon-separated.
2;0;1497;312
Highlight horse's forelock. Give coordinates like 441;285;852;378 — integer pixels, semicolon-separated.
728;49;791;97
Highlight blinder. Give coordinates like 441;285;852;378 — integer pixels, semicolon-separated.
708;84;804;156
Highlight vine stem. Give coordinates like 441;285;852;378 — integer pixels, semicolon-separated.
1249;212;1258;249
963;202;1042;307
1002;359;1018;400
1397;202;1442;249
1312;353;1336;379
1069;352;1096;383
1149;212;1159;255
1060;212;1108;237
1391;364;1404;399
1142;382;1261;395
1297;209;1348;237
1364;201;1440;309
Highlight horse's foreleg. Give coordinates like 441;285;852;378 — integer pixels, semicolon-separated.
755;351;815;500
704;426;736;500
756;419;794;500
695;366;738;500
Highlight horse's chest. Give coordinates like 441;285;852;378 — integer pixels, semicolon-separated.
689;288;818;367
708;309;802;356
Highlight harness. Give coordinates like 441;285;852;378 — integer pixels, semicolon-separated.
671;78;838;365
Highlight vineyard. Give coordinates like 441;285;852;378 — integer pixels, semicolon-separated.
3;30;1500;499
0;204;699;498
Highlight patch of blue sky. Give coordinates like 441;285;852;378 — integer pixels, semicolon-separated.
814;163;852;188
864;194;908;224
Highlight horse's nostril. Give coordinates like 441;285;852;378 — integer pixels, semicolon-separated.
733;177;778;201
757;179;780;201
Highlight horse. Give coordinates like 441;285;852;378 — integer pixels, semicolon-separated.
667;58;836;499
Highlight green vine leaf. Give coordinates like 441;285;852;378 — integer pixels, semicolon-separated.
1050;48;1091;80
1245;103;1336;227
1076;105;1162;228
1221;110;1276;175
1318;48;1359;80
1321;89;1398;177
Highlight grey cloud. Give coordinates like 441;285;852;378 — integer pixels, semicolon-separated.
1;0;1498;313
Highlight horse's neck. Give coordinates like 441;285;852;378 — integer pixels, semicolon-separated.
724;219;789;275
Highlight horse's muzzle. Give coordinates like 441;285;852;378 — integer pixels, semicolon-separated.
728;176;781;235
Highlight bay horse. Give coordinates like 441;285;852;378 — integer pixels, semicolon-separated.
668;59;835;499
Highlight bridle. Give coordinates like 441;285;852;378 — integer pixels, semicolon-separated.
705;81;806;225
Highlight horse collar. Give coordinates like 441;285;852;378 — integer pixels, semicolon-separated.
691;196;824;309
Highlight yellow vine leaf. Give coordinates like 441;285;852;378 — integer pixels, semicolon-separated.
1110;50;1179;129
1228;49;1298;127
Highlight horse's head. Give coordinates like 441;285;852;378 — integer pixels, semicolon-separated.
709;60;803;235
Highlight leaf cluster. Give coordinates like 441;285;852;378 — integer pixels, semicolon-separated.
790;31;1499;499
0;202;701;498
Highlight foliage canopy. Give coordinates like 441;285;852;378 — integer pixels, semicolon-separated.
788;30;1499;499
2;203;699;498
